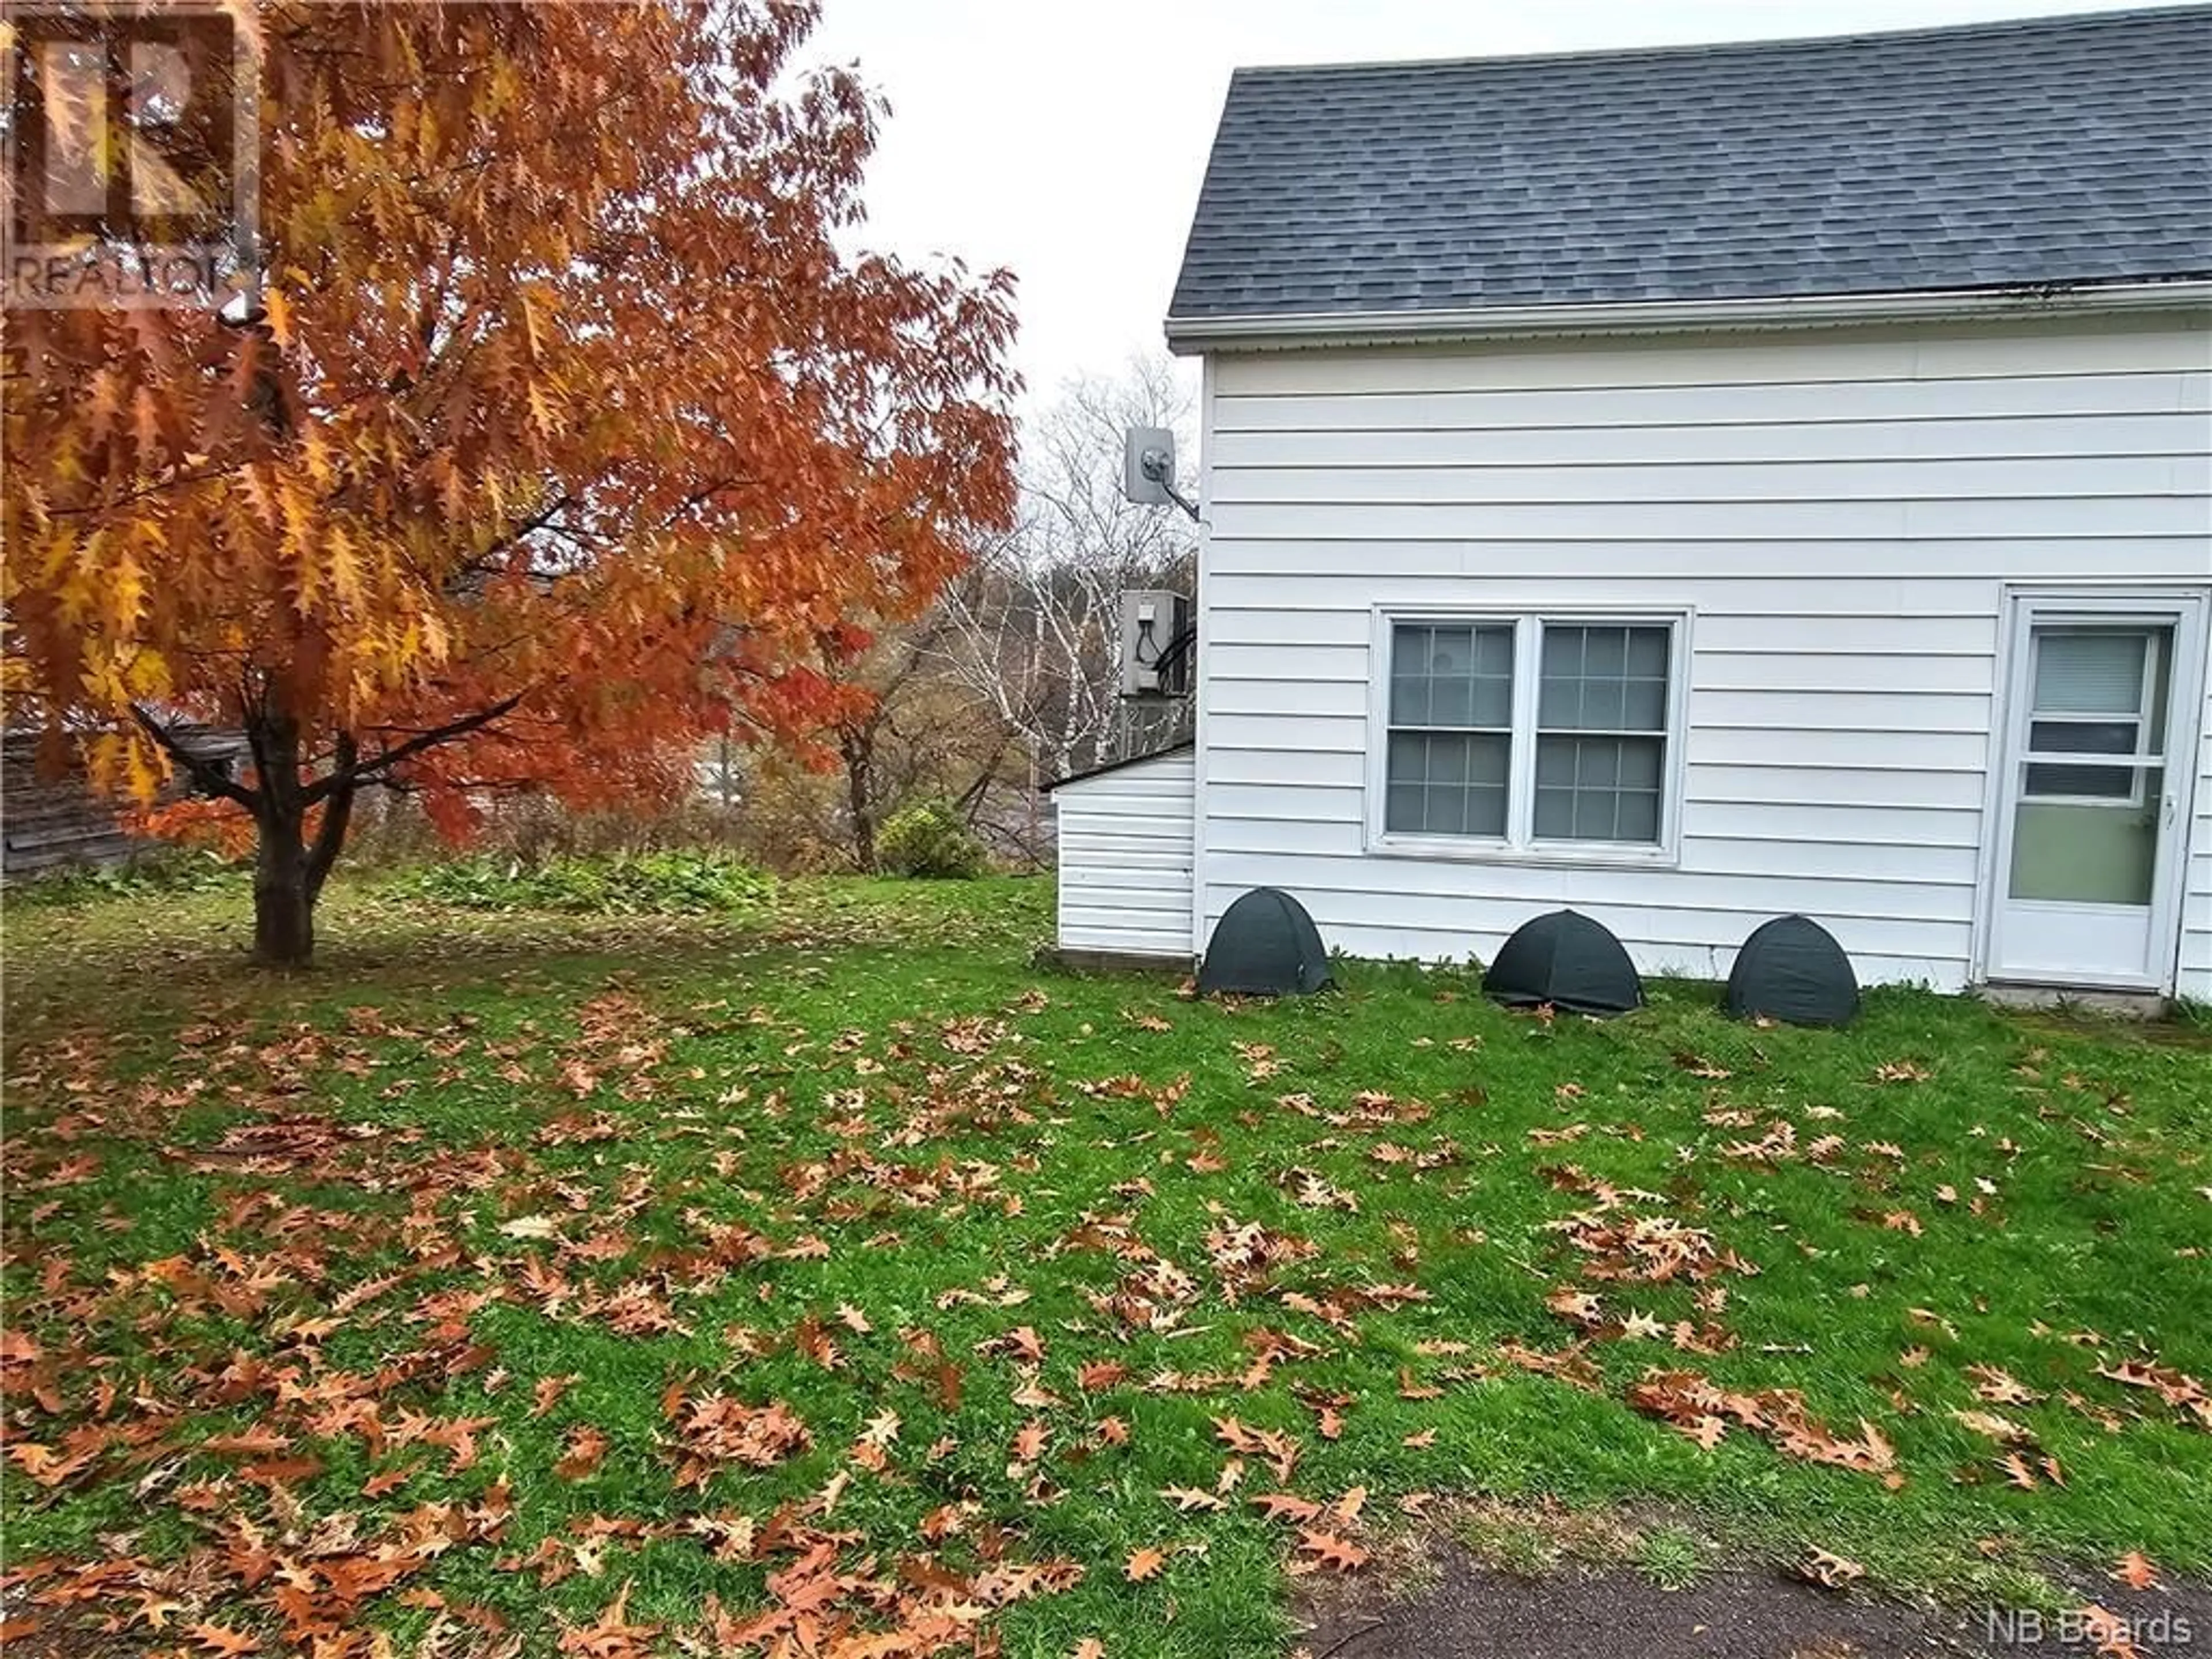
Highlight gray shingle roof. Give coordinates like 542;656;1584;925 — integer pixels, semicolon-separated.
1168;6;2212;326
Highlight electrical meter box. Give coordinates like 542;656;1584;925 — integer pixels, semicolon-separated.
1119;589;1192;699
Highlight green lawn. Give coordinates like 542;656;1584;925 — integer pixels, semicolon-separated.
3;873;2208;1656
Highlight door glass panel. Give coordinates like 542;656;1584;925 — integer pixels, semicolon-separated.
2016;624;2168;827
2029;721;2137;754
2033;630;2145;714
2009;767;2161;905
2024;721;2140;800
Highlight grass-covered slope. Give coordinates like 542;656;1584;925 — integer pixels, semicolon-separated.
3;874;2206;1655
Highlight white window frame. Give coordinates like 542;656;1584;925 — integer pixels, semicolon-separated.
1365;607;1690;868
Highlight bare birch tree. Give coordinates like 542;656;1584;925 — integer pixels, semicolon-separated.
934;357;1197;787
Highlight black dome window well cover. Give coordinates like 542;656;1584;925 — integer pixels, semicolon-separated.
1726;914;1859;1027
1482;909;1642;1016
1198;888;1334;996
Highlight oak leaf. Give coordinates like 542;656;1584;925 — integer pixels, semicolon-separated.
555;1426;609;1481
1799;1547;1865;1589
1294;1528;1370;1573
1158;1486;1225;1513
2112;1552;2158;1590
185;1626;260;1657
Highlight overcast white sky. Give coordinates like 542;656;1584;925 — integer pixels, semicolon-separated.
804;0;2162;410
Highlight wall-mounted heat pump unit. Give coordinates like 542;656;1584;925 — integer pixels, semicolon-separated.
1120;589;1192;699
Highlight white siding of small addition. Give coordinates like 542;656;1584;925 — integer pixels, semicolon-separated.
1053;750;1196;960
2187;668;2212;999
1191;315;2212;995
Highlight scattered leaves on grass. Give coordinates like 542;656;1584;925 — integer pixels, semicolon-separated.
6;884;2207;1654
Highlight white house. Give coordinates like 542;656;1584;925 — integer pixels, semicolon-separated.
1051;6;2212;1001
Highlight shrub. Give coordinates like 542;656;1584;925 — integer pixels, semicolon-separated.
6;848;241;907
396;850;774;914
876;800;987;879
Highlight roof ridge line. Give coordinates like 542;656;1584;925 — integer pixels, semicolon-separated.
1226;2;2212;82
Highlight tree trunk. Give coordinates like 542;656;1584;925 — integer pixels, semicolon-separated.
246;714;355;968
253;816;316;967
842;727;877;870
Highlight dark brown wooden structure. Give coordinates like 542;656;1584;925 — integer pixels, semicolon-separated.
1;725;249;879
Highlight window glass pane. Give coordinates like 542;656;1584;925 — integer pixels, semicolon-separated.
1471;669;1512;728
1532;736;1665;844
1581;679;1626;732
1428;736;1468;785
1474;628;1513;679
1468;736;1508;787
1619;737;1663;790
1540;624;1584;678
1627;628;1669;677
1624;627;1669;732
1425;676;1471;728
1536;740;1575;788
1540;624;1669;732
1385;732;1508;836
2029;719;2137;757
1388;628;1427;725
2033;631;2144;716
1388;730;1427;783
1616;790;1661;842
1391;622;1512;730
1575;790;1618;840
1623;676;1668;730
2024;759;2137;801
1385;782;1424;832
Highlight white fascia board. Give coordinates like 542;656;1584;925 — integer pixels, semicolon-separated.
1163;279;2212;354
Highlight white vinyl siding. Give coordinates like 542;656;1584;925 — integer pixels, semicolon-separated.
1052;750;1196;961
1191;313;2212;994
2186;669;2212;1002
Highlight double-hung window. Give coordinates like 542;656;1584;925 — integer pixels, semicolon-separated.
1377;613;1684;859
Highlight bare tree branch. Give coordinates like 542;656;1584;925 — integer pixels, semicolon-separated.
128;704;260;809
304;691;530;802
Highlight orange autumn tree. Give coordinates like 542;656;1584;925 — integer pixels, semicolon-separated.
2;0;1017;964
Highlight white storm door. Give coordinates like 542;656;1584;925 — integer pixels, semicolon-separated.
1984;594;2206;991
